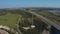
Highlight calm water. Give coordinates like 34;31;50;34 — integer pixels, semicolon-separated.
49;10;60;16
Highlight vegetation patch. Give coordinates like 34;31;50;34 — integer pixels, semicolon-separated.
0;13;20;28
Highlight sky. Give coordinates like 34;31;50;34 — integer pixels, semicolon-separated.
0;0;60;8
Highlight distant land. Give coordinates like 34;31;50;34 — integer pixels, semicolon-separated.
0;7;60;10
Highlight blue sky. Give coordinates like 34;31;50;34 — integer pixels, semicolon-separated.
0;0;60;8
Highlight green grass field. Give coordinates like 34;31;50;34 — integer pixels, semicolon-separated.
0;13;20;28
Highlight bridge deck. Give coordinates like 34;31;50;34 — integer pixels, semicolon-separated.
26;11;60;30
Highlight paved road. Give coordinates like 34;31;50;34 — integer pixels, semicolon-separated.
26;11;60;30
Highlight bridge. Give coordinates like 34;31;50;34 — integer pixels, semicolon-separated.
24;9;60;34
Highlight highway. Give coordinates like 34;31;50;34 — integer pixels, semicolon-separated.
17;17;23;34
26;11;60;30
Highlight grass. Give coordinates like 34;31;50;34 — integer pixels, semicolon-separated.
0;13;20;28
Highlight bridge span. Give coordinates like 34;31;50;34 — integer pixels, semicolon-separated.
24;10;60;34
